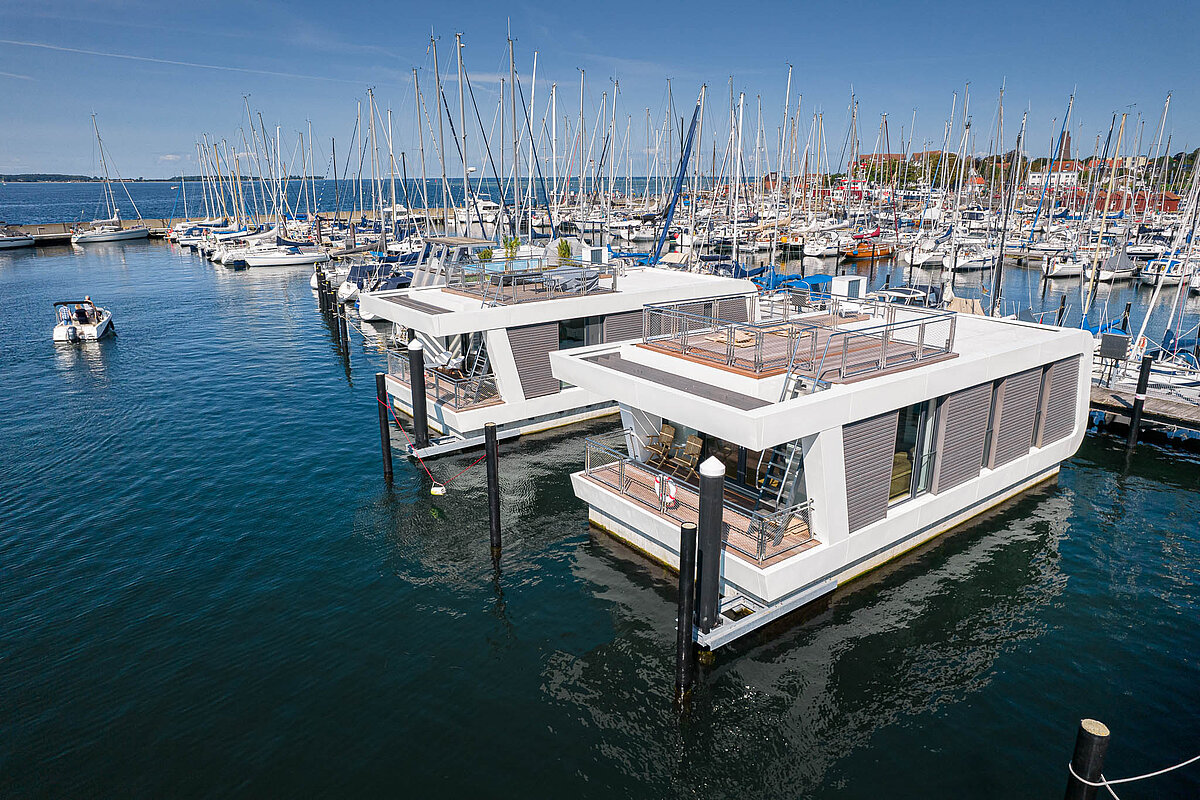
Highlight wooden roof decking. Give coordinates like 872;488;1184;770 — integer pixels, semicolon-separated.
585;460;817;567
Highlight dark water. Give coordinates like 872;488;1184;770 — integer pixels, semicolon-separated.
2;238;1199;798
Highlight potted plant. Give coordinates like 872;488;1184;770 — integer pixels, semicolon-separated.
557;239;573;266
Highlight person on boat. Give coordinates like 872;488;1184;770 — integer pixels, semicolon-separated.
74;304;89;324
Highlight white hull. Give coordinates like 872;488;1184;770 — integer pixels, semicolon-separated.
71;225;150;244
0;235;35;249
242;249;330;267
54;312;112;342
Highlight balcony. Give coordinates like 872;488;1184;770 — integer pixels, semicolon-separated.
641;291;957;386
583;434;817;566
387;349;501;411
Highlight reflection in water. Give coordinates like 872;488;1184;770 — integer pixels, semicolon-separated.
549;482;1070;796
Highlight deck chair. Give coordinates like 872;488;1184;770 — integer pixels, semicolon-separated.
644;424;676;463
667;435;703;477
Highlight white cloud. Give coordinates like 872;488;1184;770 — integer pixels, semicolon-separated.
157;153;182;163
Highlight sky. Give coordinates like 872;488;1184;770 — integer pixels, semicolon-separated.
0;0;1196;178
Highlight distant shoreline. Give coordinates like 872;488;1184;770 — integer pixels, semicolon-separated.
2;175;325;183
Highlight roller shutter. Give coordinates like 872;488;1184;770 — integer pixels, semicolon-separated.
932;383;992;493
1036;356;1080;446
602;310;644;342
989;367;1042;467
717;296;750;323
507;323;560;399
843;411;899;533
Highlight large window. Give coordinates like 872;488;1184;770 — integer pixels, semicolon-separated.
559;316;604;350
890;401;937;503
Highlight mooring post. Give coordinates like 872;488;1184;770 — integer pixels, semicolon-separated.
1126;354;1154;449
1064;718;1110;800
1056;294;1068;326
485;422;501;552
316;269;327;312
1120;301;1131;333
675;521;698;704
375;372;393;481
407;340;431;450
338;302;350;354
695;456;726;634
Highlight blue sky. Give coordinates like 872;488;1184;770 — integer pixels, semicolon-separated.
0;0;1195;177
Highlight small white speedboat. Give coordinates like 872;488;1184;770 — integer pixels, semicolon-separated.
0;224;35;249
53;299;113;343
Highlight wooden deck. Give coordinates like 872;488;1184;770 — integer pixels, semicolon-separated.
585;461;818;567
1089;385;1200;428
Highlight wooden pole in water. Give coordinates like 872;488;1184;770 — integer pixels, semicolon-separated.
1064;718;1110;800
375;372;393;481
485;422;501;552
1126;355;1153;449
407;341;431;449
674;520;698;704
695;456;726;634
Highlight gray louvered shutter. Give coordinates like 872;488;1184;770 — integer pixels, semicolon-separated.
602;310;644;342
1036;356;1080;446
989;367;1042;467
932;383;992;493
507;323;560;399
843;411;899;533
717;296;750;323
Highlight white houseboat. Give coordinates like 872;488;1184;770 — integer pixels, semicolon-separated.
358;257;757;457
549;279;1093;647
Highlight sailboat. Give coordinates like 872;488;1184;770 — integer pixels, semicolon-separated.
71;116;150;244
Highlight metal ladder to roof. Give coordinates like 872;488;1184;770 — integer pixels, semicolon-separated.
755;440;801;512
463;333;491;404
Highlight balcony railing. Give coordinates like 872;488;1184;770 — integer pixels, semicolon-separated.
642;291;956;387
443;256;617;305
387;349;500;410
584;433;815;564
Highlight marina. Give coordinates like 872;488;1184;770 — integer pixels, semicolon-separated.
5;11;1200;796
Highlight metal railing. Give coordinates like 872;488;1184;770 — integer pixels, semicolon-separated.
443;255;615;305
584;433;815;563
642;290;956;386
387;349;500;410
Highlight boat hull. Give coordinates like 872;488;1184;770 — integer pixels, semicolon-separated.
71;226;150;243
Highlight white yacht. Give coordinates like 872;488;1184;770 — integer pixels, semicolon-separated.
358;257;756;457
549;278;1092;647
71;116;150;245
0;224;35;249
53;299;113;343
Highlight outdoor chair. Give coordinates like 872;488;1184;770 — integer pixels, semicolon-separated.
644;424;676;463
667;435;704;477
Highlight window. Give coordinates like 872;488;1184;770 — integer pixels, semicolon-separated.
559;316;603;350
981;381;1000;467
890;400;937;503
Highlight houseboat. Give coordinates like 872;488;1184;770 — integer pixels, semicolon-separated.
549;278;1092;647
358;255;758;457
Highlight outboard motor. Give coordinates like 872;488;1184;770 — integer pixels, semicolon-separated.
66;326;80;343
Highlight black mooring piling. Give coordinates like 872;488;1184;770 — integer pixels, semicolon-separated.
695;456;725;635
338;302;350;355
485;422;501;551
1064;718;1110;800
1056;295;1068;326
1126;355;1154;449
407;340;431;450
1120;301;1131;333
375;372;393;481
675;520;698;704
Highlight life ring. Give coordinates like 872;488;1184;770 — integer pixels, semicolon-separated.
654;474;678;509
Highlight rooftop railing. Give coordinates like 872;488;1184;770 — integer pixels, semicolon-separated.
642;290;956;388
583;433;815;564
443;255;619;305
387;349;500;410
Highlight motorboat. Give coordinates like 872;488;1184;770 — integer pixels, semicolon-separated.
241;245;330;268
0;224;35;250
53;299;113;343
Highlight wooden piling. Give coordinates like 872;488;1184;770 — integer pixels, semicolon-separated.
1126;355;1154;449
375;373;393;481
695;456;726;634
1064;718;1110;800
485;422;501;552
675;521;698;704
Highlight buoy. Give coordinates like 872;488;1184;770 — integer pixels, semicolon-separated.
431;484;447;496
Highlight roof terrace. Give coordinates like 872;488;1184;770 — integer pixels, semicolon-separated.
640;290;957;387
442;256;616;306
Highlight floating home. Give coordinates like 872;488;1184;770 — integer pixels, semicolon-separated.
550;281;1093;647
358;257;755;456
